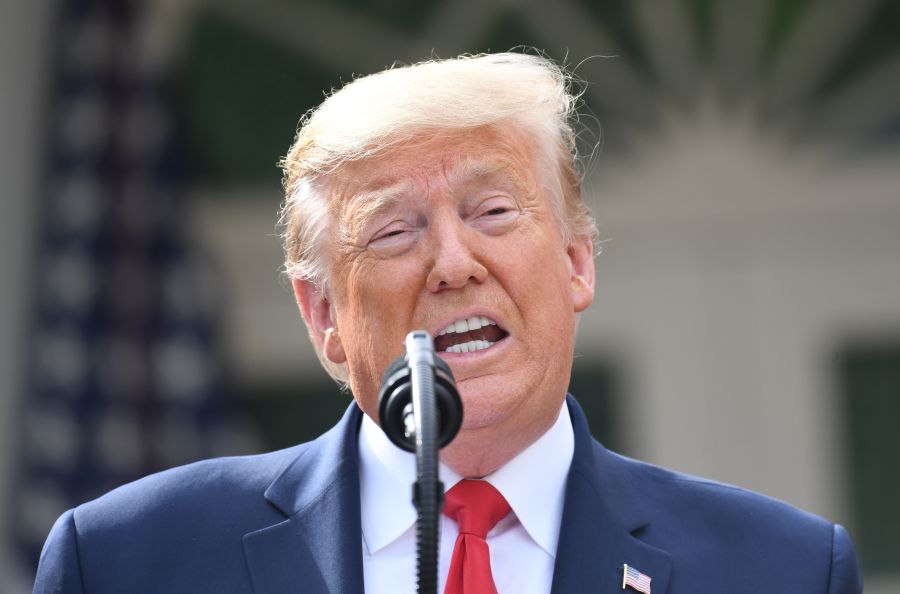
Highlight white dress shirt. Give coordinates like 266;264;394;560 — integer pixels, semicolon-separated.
358;402;575;594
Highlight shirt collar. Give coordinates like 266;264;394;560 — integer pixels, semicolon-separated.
358;411;423;554
481;403;573;556
358;401;574;557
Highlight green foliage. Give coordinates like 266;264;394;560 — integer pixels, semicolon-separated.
178;10;346;185
842;345;900;574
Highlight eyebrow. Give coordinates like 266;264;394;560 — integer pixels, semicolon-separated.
451;157;533;195
339;156;532;243
448;158;535;201
340;180;416;244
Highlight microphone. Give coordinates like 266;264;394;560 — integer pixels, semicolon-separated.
377;331;463;594
378;331;463;452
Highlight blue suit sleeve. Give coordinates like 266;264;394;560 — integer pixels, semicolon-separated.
33;509;86;594
828;524;863;594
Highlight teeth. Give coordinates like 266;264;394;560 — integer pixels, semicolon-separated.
439;316;497;336
445;340;493;354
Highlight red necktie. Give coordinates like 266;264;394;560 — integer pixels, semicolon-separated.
443;480;512;594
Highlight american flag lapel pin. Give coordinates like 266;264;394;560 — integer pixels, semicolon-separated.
621;564;652;594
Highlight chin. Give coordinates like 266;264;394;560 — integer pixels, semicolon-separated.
455;379;524;431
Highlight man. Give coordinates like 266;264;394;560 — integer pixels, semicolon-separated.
35;53;861;593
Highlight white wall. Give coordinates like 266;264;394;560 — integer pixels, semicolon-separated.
581;119;900;593
583;115;900;507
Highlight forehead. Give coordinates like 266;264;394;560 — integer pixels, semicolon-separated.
327;125;540;209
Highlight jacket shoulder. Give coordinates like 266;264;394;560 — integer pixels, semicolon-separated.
620;449;830;530
37;444;320;594
35;405;364;594
75;444;306;532
600;445;862;592
605;445;834;539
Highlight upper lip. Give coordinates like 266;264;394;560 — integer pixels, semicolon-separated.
431;310;506;337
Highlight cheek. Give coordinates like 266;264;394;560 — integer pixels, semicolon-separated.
339;262;421;360
349;261;420;319
509;241;577;331
338;264;427;417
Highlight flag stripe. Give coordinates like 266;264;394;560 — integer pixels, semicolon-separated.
623;564;652;594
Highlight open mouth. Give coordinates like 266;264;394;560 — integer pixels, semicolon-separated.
434;315;509;354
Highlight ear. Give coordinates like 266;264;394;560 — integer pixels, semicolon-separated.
291;278;347;364
567;235;595;313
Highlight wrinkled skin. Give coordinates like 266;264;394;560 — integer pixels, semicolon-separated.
293;124;595;477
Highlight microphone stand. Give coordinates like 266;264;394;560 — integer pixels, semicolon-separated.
408;332;441;594
379;331;463;594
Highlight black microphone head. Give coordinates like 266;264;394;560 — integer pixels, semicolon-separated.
377;349;463;452
381;354;409;387
378;354;414;451
432;356;462;448
432;355;454;380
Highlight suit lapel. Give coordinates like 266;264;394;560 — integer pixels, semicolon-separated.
240;396;672;594
243;404;366;594
551;397;672;594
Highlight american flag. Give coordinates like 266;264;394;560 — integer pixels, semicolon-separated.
622;564;652;593
11;0;255;582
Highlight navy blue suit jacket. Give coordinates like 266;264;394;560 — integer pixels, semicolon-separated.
34;396;862;593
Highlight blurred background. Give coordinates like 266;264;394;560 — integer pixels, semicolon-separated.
2;0;898;591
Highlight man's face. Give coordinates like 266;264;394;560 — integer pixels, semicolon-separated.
308;125;594;465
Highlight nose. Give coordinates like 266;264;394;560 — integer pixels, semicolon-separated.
425;216;488;292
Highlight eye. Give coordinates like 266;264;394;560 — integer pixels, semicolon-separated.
470;196;519;233
366;219;419;256
370;223;409;244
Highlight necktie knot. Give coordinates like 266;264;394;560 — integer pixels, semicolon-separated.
443;480;510;594
443;480;511;539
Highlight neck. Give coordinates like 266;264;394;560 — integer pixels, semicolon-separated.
439;414;557;478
